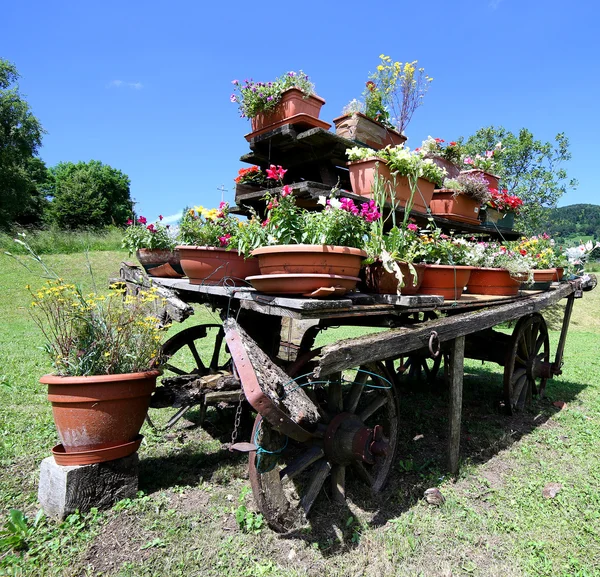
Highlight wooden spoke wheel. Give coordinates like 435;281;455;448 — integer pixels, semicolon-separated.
148;324;232;429
393;352;447;384
248;362;400;532
503;313;550;415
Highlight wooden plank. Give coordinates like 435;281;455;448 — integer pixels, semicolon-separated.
204;390;242;404
315;282;574;376
368;294;444;307
299;459;332;514
280;446;324;480
447;336;465;475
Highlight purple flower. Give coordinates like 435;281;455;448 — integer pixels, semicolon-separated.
231;79;239;85
288;71;296;77
230;94;237;102
267;96;273;101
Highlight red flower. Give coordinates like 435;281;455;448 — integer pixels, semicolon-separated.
158;215;163;221
266;165;287;180
146;224;155;233
218;234;231;247
261;219;270;228
520;249;527;256
126;219;133;225
449;141;457;146
366;81;375;92
137;216;147;225
281;185;292;197
435;138;445;143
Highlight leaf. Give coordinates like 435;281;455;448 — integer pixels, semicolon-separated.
140;538;165;550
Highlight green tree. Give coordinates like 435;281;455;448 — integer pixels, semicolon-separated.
0;58;47;228
46;160;132;229
461;126;577;233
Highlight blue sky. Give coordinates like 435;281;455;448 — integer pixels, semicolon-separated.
3;0;598;222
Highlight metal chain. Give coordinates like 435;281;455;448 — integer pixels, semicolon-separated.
230;367;245;447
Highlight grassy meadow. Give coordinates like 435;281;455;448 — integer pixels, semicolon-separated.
1;248;599;576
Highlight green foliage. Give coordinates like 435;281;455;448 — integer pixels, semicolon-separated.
0;509;43;553
234;505;264;534
0;58;48;229
178;203;239;248
543;204;600;242
45;160;132;229
121;217;176;254
461;126;577;233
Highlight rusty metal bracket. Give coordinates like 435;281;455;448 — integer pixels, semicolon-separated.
224;326;314;443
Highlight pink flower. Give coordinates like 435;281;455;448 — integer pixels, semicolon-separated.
126;219;133;225
219;201;227;209
485;150;494;158
464;157;474;165
407;223;418;232
218;234;231;247
137;216;147;225
147;224;156;233
281;185;292;197
261;219;269;228
158;214;163;220
359;200;380;222
266;165;287;180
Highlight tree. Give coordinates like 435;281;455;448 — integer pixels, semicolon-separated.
46;160;133;229
0;58;47;228
461;126;577;233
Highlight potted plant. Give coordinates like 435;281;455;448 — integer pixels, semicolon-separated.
237;166;376;295
176;202;260;285
417;136;462;179
346;144;446;213
429;172;492;225
415;228;474;300
465;241;533;296
234;165;269;199
481;188;523;230
230;71;329;138
12;240;167;465
461;142;503;190
122;215;183;278
517;234;568;283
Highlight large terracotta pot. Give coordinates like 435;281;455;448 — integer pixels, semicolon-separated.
347;158;435;213
247;273;360;297
460;169;500;190
40;370;159;461
533;269;560;283
177;246;260;285
429;190;481;225
249;88;327;136
424;155;460;180
136;248;184;278
419;264;473;300
251;244;367;277
466;267;527;296
360;261;425;295
333;113;406;150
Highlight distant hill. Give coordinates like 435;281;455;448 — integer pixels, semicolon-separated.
543;204;600;242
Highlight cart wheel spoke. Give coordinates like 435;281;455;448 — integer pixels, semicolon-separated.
210;327;225;371
327;373;343;413
358;394;388;422
352;462;374;487
300;460;332;515
163;363;187;376
344;370;368;413
187;341;206;372
331;465;346;503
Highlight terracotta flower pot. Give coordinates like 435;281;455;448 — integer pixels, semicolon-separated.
347;158;435;213
136;248;184;278
555;267;564;281
360;261;425;295
424;155;460;180
40;371;159;463
419;264;473;300
466;267;527;296
429;190;481;225
177;246;260;285
333;113;406;150
460;169;500;190
251;245;367;277
532;269;560;283
247;88;329;139
247;273;360;296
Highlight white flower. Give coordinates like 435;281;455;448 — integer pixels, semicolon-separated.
317;196;327;206
328;197;342;210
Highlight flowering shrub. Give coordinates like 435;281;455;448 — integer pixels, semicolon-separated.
178;203;239;248
415;228;473;265
564;240;600;274
368;55;432;134
488;188;523;213
230;71;315;119
234;166;268;187
419;136;463;165
463;142;503;173
122;215;176;254
443;172;492;204
466;241;533;276
517;235;567;269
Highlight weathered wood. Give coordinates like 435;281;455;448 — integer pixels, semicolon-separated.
300;459;332;514
315;282;574;376
150;373;239;408
280;446;324;480
204;390;242;404
447;336;465;475
114;263;194;323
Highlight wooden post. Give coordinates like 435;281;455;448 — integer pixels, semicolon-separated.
447;335;465;475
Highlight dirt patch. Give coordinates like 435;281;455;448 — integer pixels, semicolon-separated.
480;456;515;489
169;489;210;515
84;512;154;573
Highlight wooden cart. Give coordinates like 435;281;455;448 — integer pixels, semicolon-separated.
118;262;591;532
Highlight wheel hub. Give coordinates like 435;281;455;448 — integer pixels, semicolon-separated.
323;412;389;466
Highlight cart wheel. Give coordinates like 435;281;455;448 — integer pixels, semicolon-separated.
397;353;447;384
248;362;400;532
503;313;549;415
148;324;231;429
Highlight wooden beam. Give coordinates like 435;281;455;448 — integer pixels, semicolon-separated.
447;336;465;475
315;283;574;376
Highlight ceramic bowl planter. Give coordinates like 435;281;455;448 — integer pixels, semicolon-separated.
333;113;406;150
419;264;473;300
136;248;184;278
532;269;561;283
40;370;159;465
461;169;500;191
246;88;330;140
480;207;515;230
347;158;435;213
177;246;260;285
429;190;481;225
251;245;367;277
466;267;527;297
360;261;425;295
246;273;360;297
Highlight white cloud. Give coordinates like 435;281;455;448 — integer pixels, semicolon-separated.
108;80;143;90
159;211;182;225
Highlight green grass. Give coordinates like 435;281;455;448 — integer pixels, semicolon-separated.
0;226;124;255
1;251;600;576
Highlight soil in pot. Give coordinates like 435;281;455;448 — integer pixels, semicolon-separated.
419;265;473;300
177;246;260;285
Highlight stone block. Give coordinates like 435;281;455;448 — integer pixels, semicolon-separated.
38;454;139;520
